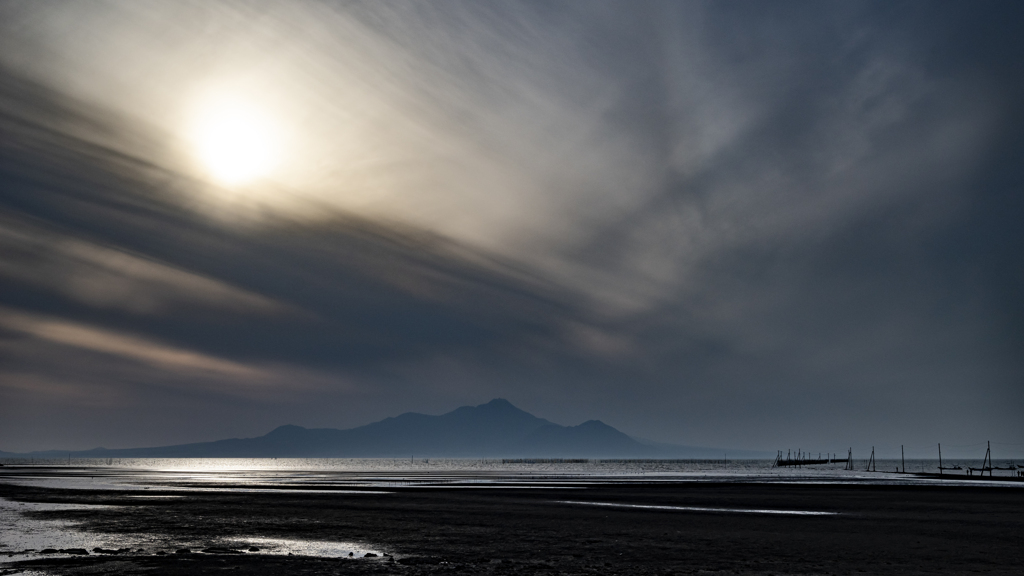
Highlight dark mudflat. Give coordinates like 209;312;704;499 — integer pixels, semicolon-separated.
2;477;1023;575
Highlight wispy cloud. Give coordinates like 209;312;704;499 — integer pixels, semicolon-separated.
0;307;267;379
0;216;290;316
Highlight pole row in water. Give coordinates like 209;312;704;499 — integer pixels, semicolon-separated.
772;441;1021;478
772;448;852;468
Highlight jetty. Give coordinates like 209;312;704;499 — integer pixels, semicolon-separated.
773;448;852;469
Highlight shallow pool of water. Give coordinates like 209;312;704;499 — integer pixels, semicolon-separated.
223;536;382;558
0;496;386;567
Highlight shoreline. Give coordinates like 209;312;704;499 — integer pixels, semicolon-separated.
2;465;1024;575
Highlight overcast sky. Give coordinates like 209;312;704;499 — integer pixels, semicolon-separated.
1;1;1021;457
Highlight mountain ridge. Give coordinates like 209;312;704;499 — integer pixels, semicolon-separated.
0;399;769;458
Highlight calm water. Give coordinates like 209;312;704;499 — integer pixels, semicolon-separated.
1;457;1021;486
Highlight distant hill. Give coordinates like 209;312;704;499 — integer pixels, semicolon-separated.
0;399;769;459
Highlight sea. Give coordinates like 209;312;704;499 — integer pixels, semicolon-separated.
1;456;1021;488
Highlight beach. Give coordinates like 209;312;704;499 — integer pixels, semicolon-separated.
2;463;1023;575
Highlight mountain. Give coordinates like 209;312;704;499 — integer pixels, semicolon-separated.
0;399;768;458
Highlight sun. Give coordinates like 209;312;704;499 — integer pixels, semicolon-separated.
190;100;280;186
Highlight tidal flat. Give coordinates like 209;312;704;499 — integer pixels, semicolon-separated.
1;463;1022;575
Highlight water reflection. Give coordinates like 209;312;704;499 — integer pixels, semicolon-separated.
224;536;381;558
0;498;124;562
0;496;384;565
556;500;840;516
3;458;1020;492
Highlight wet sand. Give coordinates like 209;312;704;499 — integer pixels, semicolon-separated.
2;469;1023;575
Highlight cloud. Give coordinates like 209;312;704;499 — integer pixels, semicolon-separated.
0;1;1021;454
0;307;267;379
0;2;996;315
0;216;290;316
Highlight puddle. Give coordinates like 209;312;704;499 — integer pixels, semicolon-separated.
0;498;129;562
126;487;392;495
416;485;575;489
0;497;388;566
556;500;839;516
223;537;383;558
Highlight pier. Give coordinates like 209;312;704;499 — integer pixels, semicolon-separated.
772;448;851;468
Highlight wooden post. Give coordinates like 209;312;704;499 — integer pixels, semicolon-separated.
901;445;905;474
986;441;992;477
938;443;942;476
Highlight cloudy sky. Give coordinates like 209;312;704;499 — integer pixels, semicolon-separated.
1;1;1021;457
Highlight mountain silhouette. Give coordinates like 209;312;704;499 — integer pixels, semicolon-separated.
0;399;768;458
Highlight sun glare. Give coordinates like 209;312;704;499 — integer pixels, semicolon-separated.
191;100;280;186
